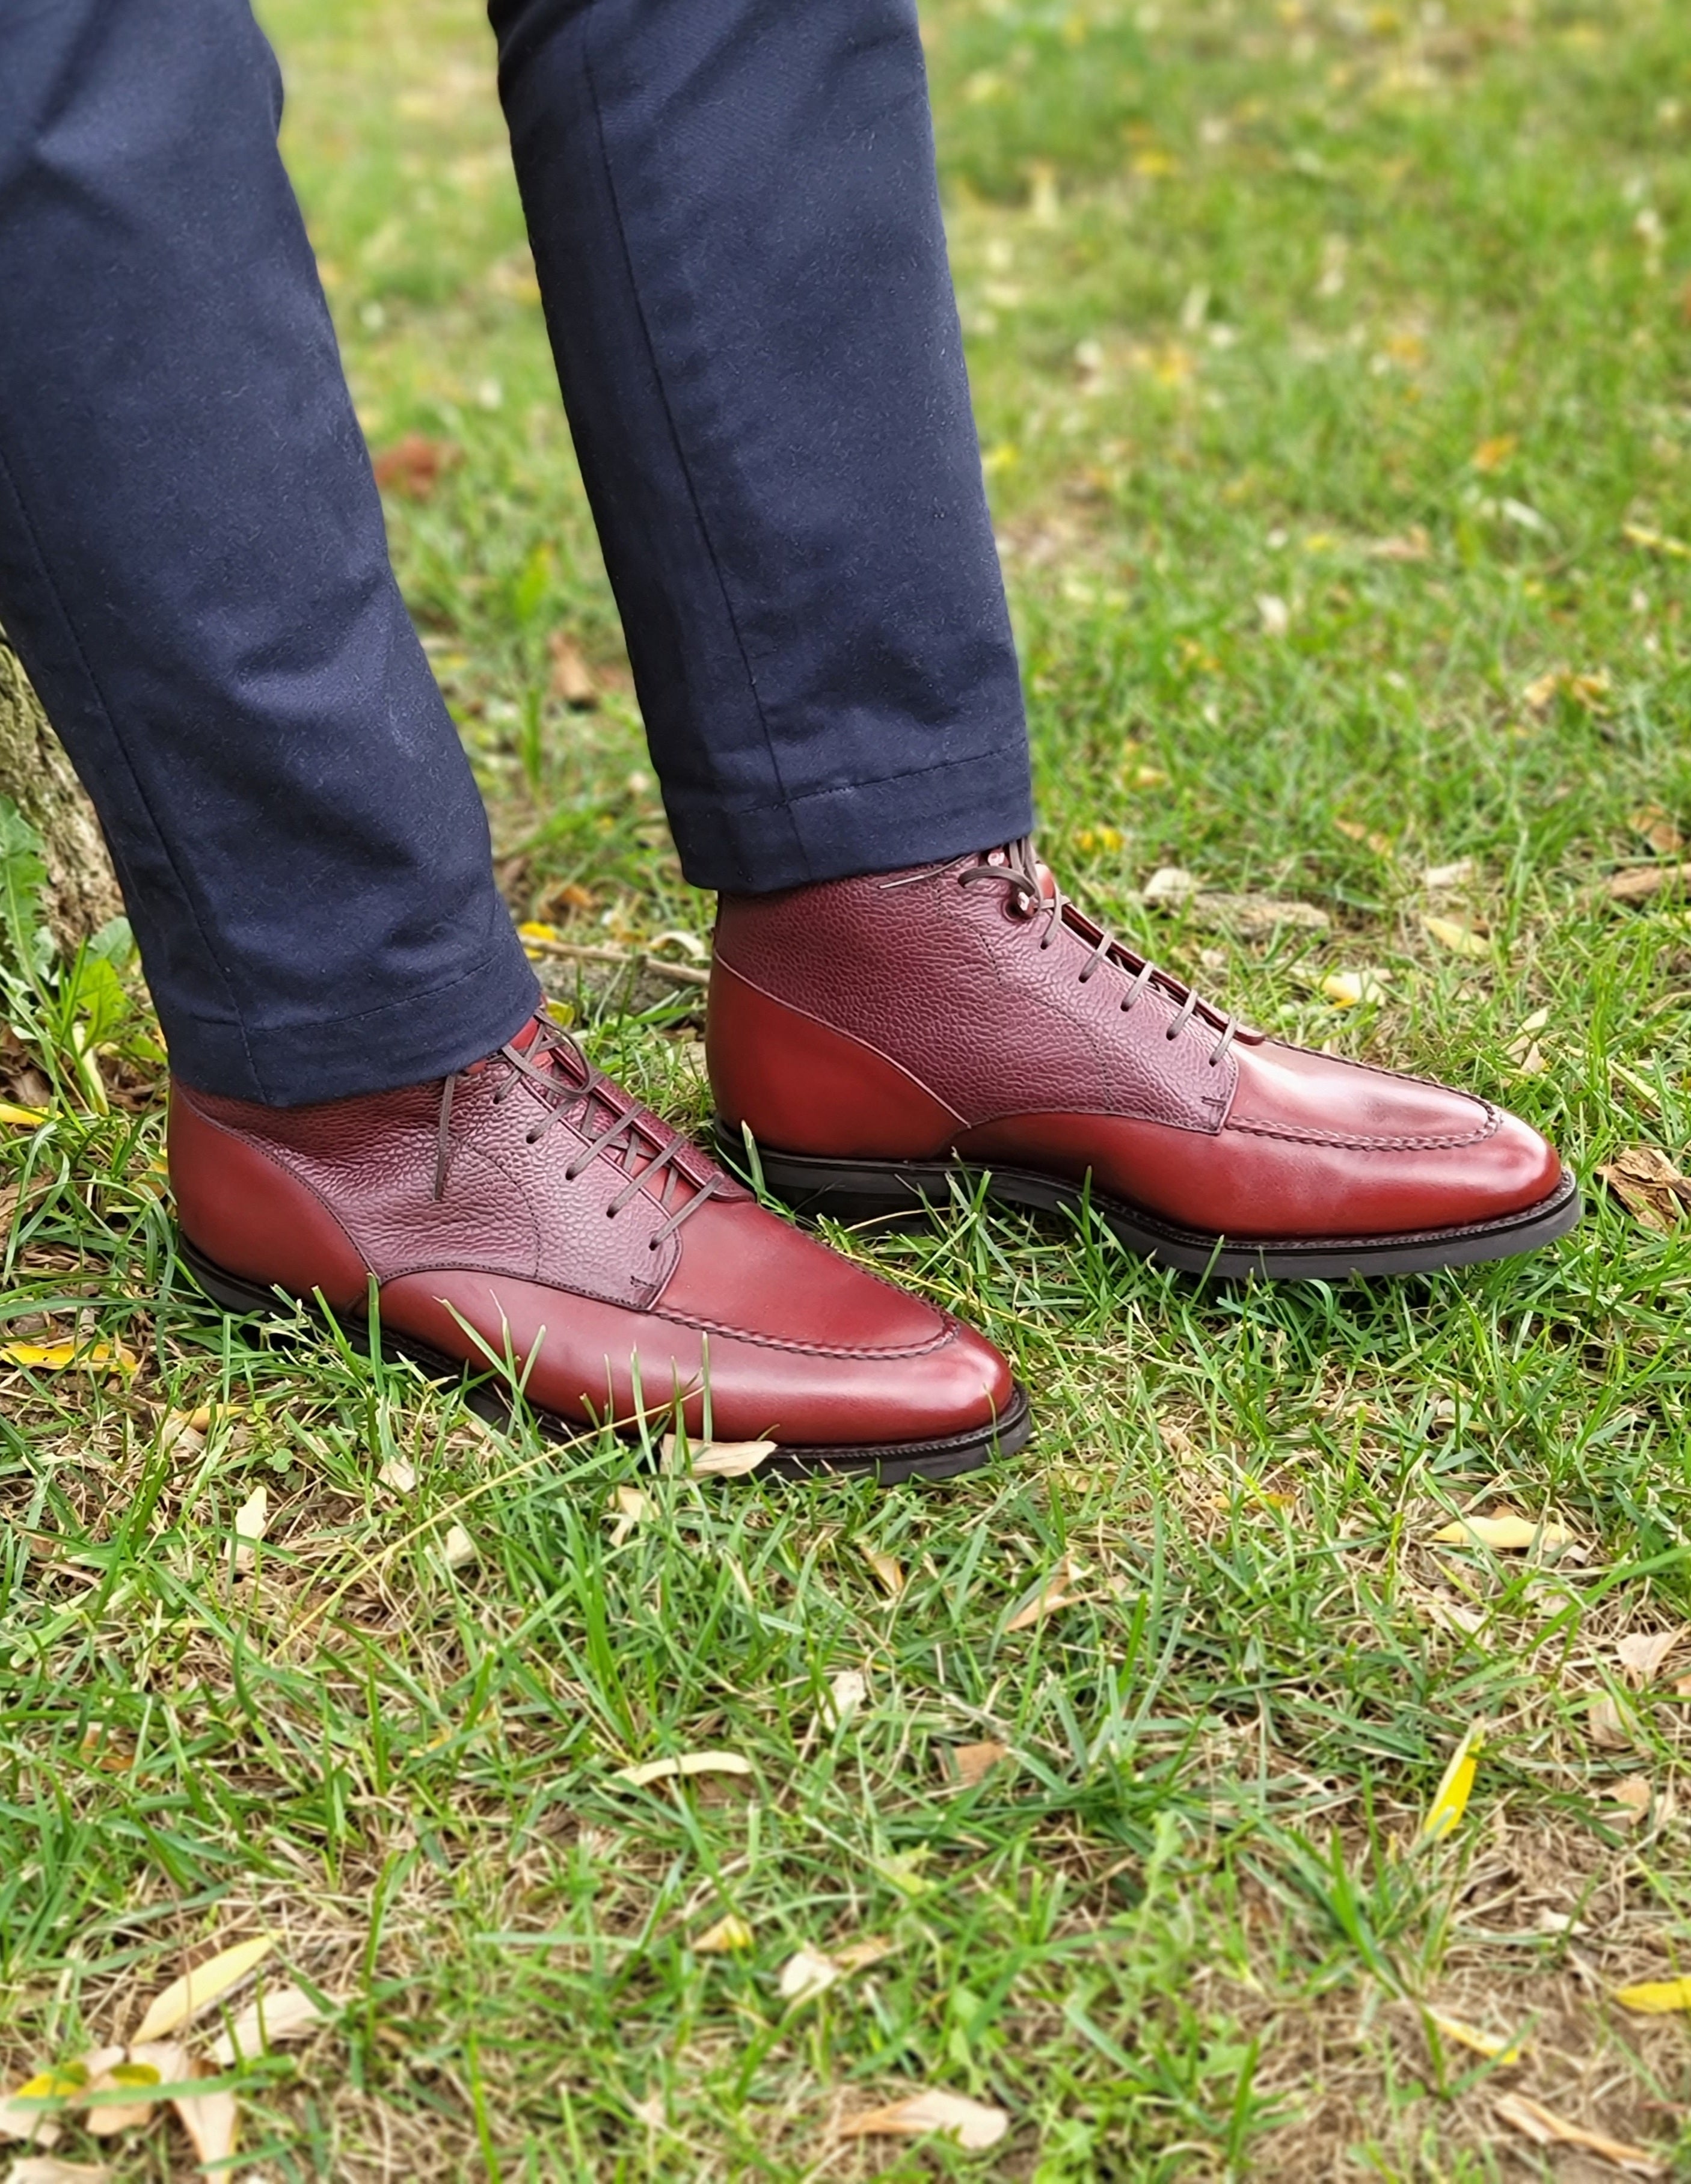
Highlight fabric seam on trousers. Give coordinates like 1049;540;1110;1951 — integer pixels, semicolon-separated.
665;740;1031;820
580;30;809;881
0;433;262;1091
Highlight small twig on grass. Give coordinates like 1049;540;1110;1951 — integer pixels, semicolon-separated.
520;935;711;987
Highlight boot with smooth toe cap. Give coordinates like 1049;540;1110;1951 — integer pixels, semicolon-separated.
169;1016;1027;1480
708;841;1580;1280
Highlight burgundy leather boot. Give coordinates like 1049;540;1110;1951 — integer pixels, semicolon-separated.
708;840;1580;1280
170;1017;1027;1480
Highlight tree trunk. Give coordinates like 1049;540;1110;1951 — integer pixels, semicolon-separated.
0;625;123;949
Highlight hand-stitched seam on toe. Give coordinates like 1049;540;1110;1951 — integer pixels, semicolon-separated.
1225;1104;1501;1152
647;1308;959;1359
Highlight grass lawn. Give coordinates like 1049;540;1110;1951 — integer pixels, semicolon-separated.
7;0;1691;2174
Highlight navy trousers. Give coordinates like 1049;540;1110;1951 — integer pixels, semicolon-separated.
0;0;1031;1105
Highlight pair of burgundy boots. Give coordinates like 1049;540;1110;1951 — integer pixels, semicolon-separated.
170;842;1579;1482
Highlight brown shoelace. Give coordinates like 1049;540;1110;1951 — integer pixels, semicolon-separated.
954;837;1241;1068
434;1015;731;1246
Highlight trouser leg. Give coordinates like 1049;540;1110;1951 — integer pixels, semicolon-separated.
490;0;1034;892
0;0;540;1105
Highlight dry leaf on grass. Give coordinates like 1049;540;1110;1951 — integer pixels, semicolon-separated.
692;1915;753;1955
81;2053;168;2137
1426;2010;1525;2065
1607;1776;1654;1826
165;2071;236;2167
439;1523;477;1570
377;1456;416;1493
1256;592;1291;637
1141;865;1205;904
778;1936;893;2008
1333;818;1395;856
1630;806;1684;856
1494;2091;1664;2176
547;632;598;708
862;1549;904;1597
232;1486;268;1574
1614;1976;1691;2014
207;1984;330;2066
1420;1725;1483;1844
612;1751;752;1789
826;1669;867;1723
7;2161;114;2183
370;433;461;499
1431;1509;1573;1553
778;1946;839;2008
1616;1629;1684;1681
0;1103;49;1129
1005;1554;1082;1633
1607;861;1691;903
1589;1695;1638;1751
951;1740;1011;1787
132;1936;276;2045
1422;859;1476;891
660;1435;776;1479
1596;1147;1691;1233
606;1486;651;1546
838;2089;1010;2150
1186;892;1330;937
1422;914;1490;960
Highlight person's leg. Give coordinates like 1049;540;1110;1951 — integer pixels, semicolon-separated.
488;0;1574;1280
489;0;1034;892
0;0;539;1105
0;0;1023;1475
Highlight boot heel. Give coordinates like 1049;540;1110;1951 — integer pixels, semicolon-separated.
711;1122;956;1225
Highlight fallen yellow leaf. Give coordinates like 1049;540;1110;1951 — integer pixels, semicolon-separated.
130;1935;277;2046
612;1751;753;1789
1421;1724;1484;1844
1630;805;1685;856
0;2060;96;2142
1427;2008;1526;2065
1622;521;1691;560
1322;969;1392;1008
1494;2091;1664;2176
1431;1511;1573;1553
0;1340;135;1376
1422;914;1490;960
1471;434;1518;473
0;1103;48;1129
693;1914;754;1954
1614;1977;1691;2015
838;2089;1010;2150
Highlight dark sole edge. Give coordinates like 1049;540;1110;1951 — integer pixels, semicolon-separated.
176;1236;1031;1486
713;1124;1584;1281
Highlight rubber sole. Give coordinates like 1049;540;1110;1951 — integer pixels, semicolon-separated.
178;1236;1031;1485
713;1126;1584;1281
